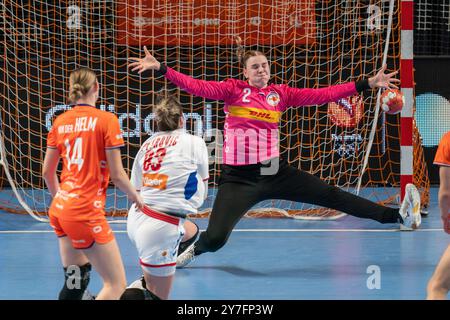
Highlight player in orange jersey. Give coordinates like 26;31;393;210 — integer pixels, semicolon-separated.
43;67;144;300
427;131;450;299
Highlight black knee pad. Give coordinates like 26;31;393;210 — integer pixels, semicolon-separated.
120;288;146;300
144;289;161;300
58;263;92;300
120;276;161;300
120;288;161;300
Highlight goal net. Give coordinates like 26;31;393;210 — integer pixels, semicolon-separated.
0;0;429;221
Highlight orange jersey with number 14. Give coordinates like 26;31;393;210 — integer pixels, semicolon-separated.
47;104;124;221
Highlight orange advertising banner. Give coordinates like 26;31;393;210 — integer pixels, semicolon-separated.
117;0;316;45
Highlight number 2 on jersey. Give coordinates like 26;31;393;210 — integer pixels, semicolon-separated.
64;137;84;171
143;147;167;172
242;88;251;102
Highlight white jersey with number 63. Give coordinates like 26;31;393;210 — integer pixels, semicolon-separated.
131;128;209;216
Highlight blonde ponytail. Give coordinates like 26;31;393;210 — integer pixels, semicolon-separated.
68;67;97;104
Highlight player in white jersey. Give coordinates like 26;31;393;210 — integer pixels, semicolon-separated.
121;96;209;300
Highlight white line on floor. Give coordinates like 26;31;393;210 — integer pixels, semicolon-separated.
0;228;443;234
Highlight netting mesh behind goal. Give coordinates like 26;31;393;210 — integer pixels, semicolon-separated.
0;0;429;221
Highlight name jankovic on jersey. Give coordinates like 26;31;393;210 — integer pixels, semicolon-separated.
177;304;274;317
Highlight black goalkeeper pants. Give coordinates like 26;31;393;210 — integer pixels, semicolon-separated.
194;158;401;255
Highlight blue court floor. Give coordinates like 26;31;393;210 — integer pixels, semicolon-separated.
0;187;448;300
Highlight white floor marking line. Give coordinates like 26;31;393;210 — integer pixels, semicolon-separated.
0;228;443;234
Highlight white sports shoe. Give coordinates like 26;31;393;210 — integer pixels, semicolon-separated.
176;244;196;268
399;183;421;230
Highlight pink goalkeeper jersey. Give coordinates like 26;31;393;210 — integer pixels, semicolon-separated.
165;67;358;165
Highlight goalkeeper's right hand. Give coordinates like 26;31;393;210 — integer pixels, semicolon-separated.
128;46;161;74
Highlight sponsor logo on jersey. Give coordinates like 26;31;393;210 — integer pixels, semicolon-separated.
62;181;77;189
266;92;280;107
55;189;80;201
143;173;169;190
228;106;281;123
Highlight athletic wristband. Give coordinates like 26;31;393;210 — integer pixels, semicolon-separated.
355;79;370;93
155;63;167;76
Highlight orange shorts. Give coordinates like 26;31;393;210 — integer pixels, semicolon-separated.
49;215;114;249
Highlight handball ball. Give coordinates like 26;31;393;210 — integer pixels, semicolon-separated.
380;89;405;115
